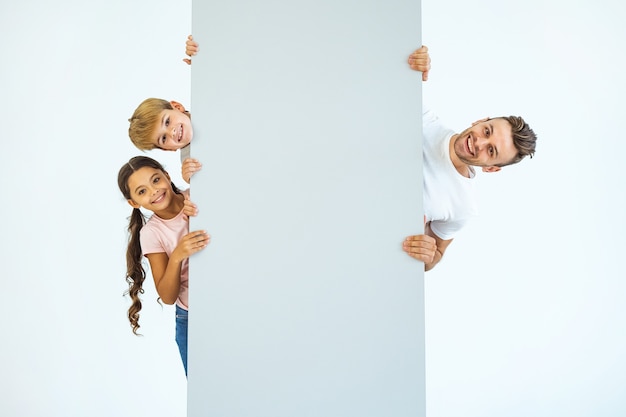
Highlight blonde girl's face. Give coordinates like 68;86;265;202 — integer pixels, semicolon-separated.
152;107;193;151
126;167;175;212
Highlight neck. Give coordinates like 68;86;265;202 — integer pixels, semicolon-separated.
449;134;472;178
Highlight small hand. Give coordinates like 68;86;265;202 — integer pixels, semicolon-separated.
183;35;199;65
183;198;199;217
407;46;431;81
182;157;203;183
402;234;437;264
174;230;211;259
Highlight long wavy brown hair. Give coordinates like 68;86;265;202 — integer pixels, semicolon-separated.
117;156;182;335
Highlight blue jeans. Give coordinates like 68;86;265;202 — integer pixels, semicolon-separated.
175;305;188;376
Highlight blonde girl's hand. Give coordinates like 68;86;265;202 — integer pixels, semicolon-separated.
407;45;431;81
183;35;199;65
173;230;211;260
182;157;203;184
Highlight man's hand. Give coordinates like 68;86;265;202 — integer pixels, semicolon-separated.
403;234;437;264
182;157;202;184
183;35;199;65
407;46;431;81
404;219;454;271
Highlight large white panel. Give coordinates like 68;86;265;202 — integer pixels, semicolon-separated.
188;1;424;415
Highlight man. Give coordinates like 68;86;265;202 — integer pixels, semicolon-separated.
403;47;537;271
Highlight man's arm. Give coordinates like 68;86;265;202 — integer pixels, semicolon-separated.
423;222;453;271
403;222;453;271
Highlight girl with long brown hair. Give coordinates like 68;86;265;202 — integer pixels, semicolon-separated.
118;156;210;376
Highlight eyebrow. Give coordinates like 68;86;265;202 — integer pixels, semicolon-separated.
489;123;499;158
133;173;159;194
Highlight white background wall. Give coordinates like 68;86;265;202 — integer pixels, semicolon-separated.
1;0;624;416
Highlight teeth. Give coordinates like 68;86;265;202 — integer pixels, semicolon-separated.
468;135;474;156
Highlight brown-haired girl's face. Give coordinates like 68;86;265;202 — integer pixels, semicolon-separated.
126;167;176;212
152;108;193;151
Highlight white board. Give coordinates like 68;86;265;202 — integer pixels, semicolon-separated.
188;1;425;415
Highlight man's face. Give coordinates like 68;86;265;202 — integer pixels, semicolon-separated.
453;118;517;168
151;108;193;151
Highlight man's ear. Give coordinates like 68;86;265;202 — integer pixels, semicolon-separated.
170;101;187;113
127;199;141;209
482;166;501;173
472;117;490;126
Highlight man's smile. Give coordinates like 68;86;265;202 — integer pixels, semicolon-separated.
467;134;475;157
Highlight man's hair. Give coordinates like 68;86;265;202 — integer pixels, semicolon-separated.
495;116;537;167
128;98;175;151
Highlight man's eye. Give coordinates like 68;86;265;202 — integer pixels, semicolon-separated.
489;147;494;156
485;128;490;136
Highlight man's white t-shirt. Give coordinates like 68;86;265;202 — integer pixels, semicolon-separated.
422;109;478;241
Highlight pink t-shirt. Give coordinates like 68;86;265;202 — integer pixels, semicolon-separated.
139;190;190;310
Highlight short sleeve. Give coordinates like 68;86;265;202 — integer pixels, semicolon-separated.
429;217;468;241
139;224;166;256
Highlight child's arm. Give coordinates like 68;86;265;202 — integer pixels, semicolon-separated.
182;158;203;184
183;35;199;65
145;230;210;304
180;34;201;182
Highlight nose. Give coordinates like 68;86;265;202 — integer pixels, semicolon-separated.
475;136;489;152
